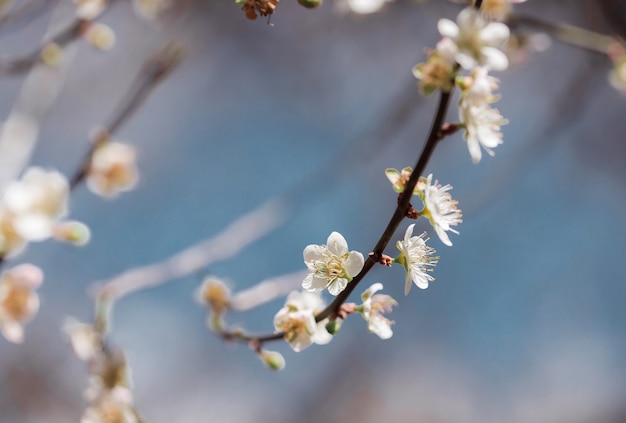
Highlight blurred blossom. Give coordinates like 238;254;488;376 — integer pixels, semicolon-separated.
273;290;332;352
609;55;626;95
63;317;103;361
82;386;139;423
53;220;92;246
422;174;462;247
74;0;108;20
257;349;286;371
0;264;43;343
82;24;116;51
394;224;437;295
360;283;397;339
480;0;527;22
87;142;138;198
302;231;364;296
412;38;458;95
40;42;64;68
197;277;231;316
345;0;390;15
438;7;510;71
133;0;172;21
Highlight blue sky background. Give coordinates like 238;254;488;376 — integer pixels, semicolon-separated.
0;0;625;422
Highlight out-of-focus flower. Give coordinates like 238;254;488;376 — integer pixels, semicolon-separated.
302;232;364;296
385;167;427;194
344;0;389;14
395;224;437;295
0;208;26;258
74;0;108;20
197;277;231;316
422;174;462;247
132;0;172;21
53;221;92;246
273;291;332;352
63;318;102;361
459;101;507;164
82;386;138;423
87;142;138;198
479;0;527;22
82;24;116;51
0;264;43;343
458;66;500;106
438;7;510;71
360;283;397;339
413;38;458;95
3;167;68;241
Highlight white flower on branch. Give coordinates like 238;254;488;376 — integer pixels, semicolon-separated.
360;283;397;340
412;38;458;95
394;224;437;295
0;264;43;343
273;291;332;352
87;142;138;198
422;174;462;247
2;167;68;242
459;101;508;164
438;7;510;71
302;231;364;296
63;318;103;361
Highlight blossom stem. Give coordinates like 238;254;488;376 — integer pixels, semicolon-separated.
316;89;453;322
510;13;619;55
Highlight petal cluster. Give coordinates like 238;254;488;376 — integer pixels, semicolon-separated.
0;264;43;343
360;283;397;339
422;174;462;246
302;232;364;296
273;291;332;352
438;7;510;71
395;224;438;295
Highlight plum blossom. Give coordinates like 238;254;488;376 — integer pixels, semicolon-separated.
385;167;426;194
360;283;397;339
63;318;103;361
395;224;437;295
273;291;332;352
302;231;364;296
0;264;43;343
412;38;458;95
422;174;462;247
82;386;139;423
438;7;510;71
87;142;138;198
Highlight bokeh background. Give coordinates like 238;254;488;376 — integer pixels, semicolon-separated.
1;0;625;422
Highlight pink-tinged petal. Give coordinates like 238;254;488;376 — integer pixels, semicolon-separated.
482;47;509;71
8;263;44;288
328;278;348;296
326;232;348;256
303;244;324;263
344;251;364;278
1;322;24;343
480;23;510;46
437;19;459;39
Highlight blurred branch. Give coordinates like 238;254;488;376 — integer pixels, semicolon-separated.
70;41;186;189
230;270;308;311
0;0;57;35
511;13;622;55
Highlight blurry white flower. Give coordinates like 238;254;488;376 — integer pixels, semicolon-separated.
258;349;286;371
87;142;138;198
458;67;501;106
273;291;332;352
0;264;43;343
395;224;437;295
82;386;138;423
82;24;116;51
345;0;389;14
74;0;108;20
0;208;26;258
413;38;458;95
360;283;397;339
422;174;462;247
196;276;231;316
302;231;364;296
438;7;510;70
459;102;508;164
53;221;92;246
3;167;68;241
63;317;102;361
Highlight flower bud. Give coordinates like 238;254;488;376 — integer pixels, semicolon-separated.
258;349;285;371
298;0;322;8
40;43;63;67
325;319;341;335
53;221;91;246
83;23;116;50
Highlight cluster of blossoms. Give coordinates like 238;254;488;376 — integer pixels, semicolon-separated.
0;264;43;343
64;317;142;423
414;6;512;163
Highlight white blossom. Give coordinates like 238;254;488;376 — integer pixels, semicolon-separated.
273;291;332;352
0;264;43;343
459;102;508;164
82;386;138;423
422;174;462;247
63;318;102;361
302;231;364;296
2;167;69;242
360;283;397;339
395;224;437;295
438;7;510;71
87;142;138;198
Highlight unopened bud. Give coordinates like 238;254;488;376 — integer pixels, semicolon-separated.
258;349;285;371
83;23;116;50
298;0;322;8
40;43;63;67
325;319;341;335
54;221;91;246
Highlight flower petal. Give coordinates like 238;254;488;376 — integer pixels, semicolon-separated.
328;277;348;296
326;232;348;256
344;251;364;278
303;244;324;264
438;18;459;39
